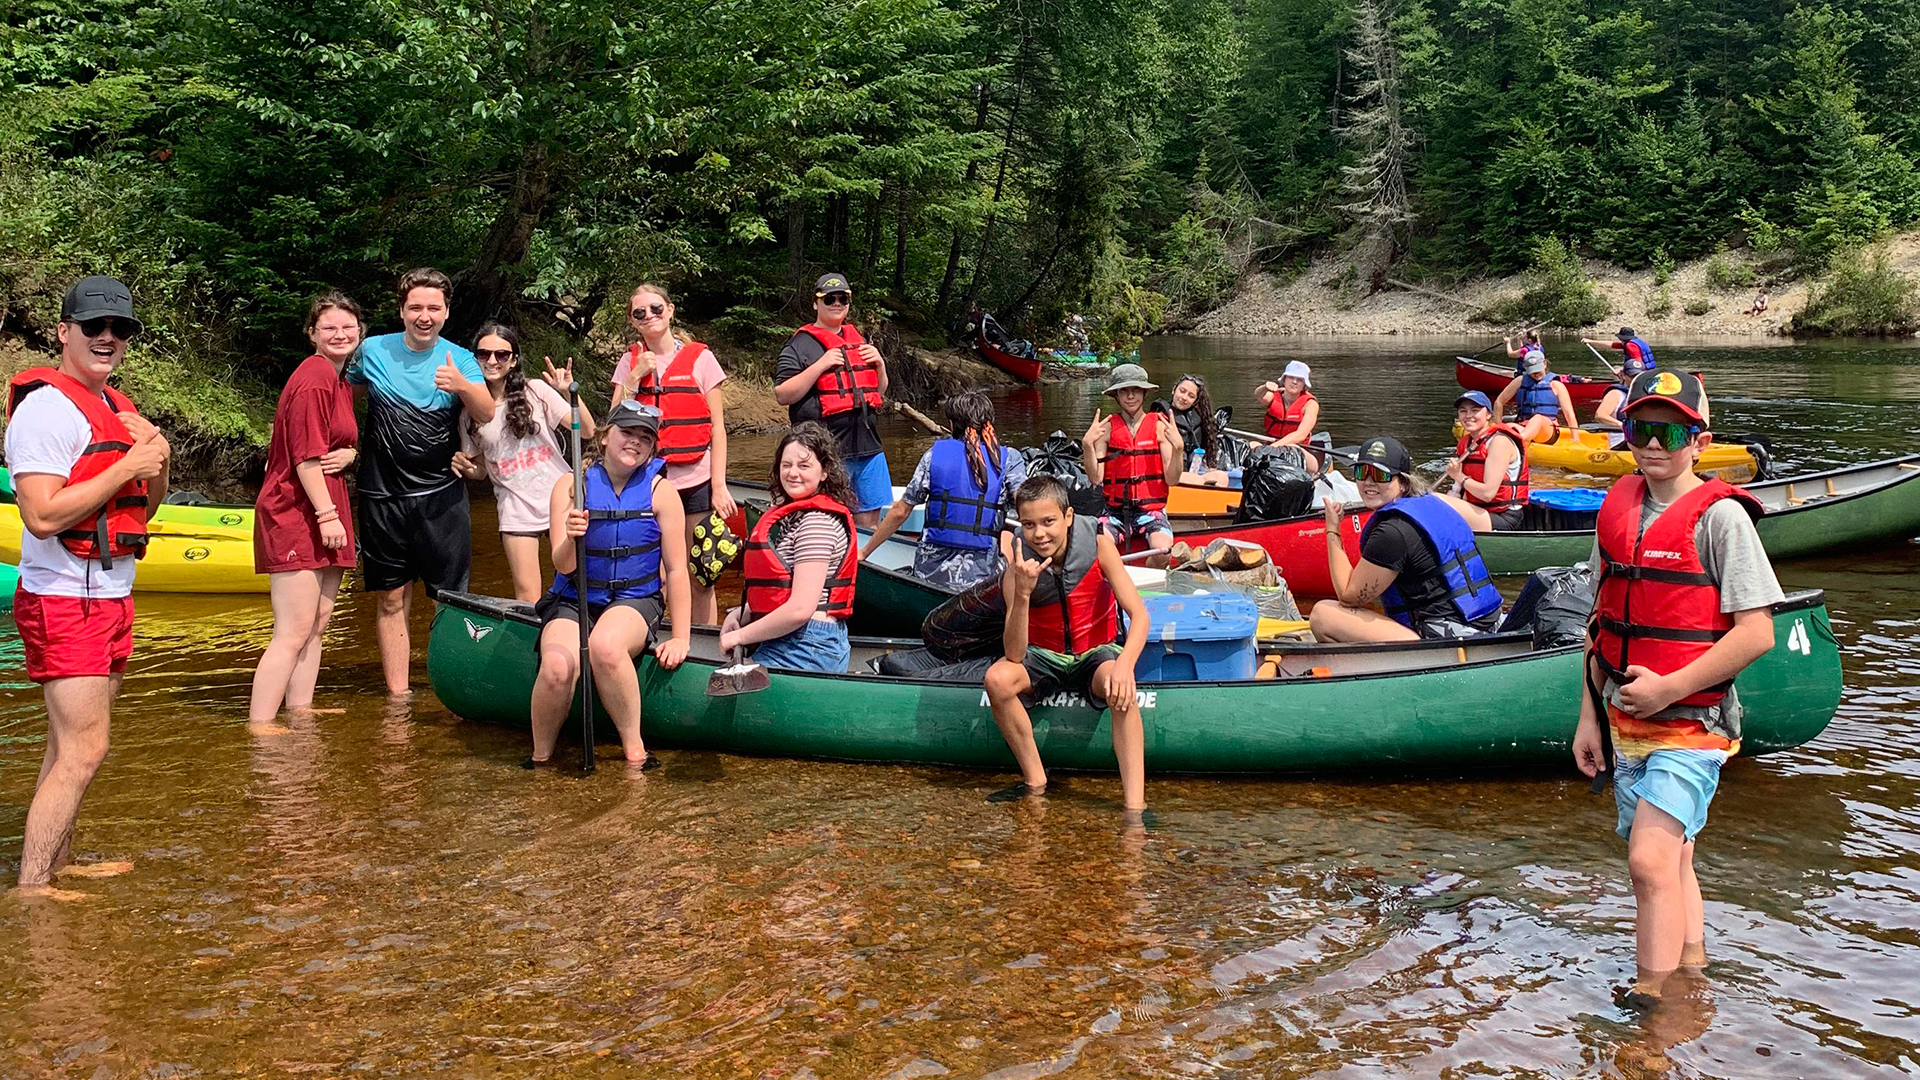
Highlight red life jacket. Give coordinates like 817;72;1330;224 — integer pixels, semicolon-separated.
742;492;858;620
1454;423;1530;514
5;367;149;568
1262;390;1315;439
1025;514;1118;654
1100;411;1169;513
796;323;883;417
1592;475;1764;708
628;341;713;465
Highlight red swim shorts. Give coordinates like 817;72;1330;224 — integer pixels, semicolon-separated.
14;590;136;682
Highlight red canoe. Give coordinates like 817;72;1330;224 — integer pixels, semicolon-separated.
1123;509;1371;599
977;336;1044;384
1454;356;1615;408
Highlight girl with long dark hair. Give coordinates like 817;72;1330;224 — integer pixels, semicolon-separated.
450;322;595;601
859;390;1027;589
1169;374;1230;486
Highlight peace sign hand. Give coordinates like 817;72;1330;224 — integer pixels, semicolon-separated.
540;355;575;393
1083;409;1109;449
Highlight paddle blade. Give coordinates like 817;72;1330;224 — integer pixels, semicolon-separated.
706;657;772;697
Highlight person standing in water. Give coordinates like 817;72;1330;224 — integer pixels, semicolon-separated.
6;276;169;894
609;283;734;623
1573;369;1782;1009
1083;364;1182;553
249;290;364;731
348;267;494;695
449;323;591;602
774;273;891;528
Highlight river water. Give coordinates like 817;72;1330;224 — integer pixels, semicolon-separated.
2;336;1917;1078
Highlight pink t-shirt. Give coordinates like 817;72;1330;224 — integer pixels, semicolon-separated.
460;379;572;534
609;342;726;489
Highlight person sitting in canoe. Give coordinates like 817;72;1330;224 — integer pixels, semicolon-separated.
983;475;1151;811
1503;329;1545;375
1310;436;1503;643
1257;360;1320;473
1083;364;1183;553
1571;369;1783;1009
1582;327;1658;375
1170;374;1231;486
528;401;691;769
860;390;1027;590
720;422;860;673
1445;391;1529;531
1593;379;1631;448
1493;351;1579;444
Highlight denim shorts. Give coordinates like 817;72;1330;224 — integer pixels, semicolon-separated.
1613;748;1728;842
844;451;894;514
750;617;850;673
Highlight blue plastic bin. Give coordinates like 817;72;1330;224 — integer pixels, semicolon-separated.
1129;593;1259;683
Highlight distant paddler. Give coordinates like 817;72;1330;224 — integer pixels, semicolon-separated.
1493;350;1579;445
1582;326;1659;376
1445;391;1529;532
1083;364;1182;553
861;390;1027;590
1311;436;1503;644
1503;328;1546;375
1257;360;1321;473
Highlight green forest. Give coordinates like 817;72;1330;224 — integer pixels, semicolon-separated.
5;0;1920;467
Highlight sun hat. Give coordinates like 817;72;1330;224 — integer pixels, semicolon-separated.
1281;360;1312;388
1102;363;1158;394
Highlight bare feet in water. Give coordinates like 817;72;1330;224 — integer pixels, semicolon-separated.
12;885;95;902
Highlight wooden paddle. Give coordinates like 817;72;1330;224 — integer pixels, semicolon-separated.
1469;320;1546;361
567;382;596;773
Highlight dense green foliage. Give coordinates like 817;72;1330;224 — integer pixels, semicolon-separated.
1475;237;1610;328
5;0;1920;458
1794;247;1920;334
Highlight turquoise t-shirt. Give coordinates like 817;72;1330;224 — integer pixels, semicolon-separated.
347;333;483;499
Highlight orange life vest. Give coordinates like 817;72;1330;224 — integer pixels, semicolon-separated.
628;341;713;465
5;367;149;568
1454;423;1530;514
742;493;858;620
1100;411;1169;513
1263;390;1315;439
796;323;883;417
1593;476;1763;709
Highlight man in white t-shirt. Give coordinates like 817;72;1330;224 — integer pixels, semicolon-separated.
4;275;170;894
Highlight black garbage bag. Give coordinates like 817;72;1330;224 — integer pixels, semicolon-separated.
872;650;997;683
1497;564;1596;649
1233;446;1316;523
1021;432;1106;515
921;574;1009;662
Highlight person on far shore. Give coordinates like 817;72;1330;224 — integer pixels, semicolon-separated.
861;390;1026;590
608;283;735;623
248;290;364;732
1169;374;1231;486
721;423;860;673
774;273;891;528
1257;360;1321;473
449;323;589;602
528;402;689;768
1494;351;1578;444
1083;364;1182;553
6;275;169;894
349;268;494;695
1572;369;1782;1009
1311;436;1502;643
1742;290;1769;317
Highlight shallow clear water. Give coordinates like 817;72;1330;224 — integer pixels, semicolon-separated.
3;336;1917;1078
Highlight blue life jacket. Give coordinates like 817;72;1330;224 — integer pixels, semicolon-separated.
923;438;1007;551
1623;337;1657;369
548;459;665;605
1359;494;1502;628
1515;373;1560;420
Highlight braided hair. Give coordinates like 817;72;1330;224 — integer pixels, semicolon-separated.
941;390;1004;491
470;323;537;442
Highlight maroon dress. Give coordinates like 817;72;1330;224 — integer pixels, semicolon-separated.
255;354;358;573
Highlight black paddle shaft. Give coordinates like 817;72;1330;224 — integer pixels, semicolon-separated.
569;382;596;774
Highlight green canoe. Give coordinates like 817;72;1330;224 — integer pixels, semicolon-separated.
426;589;1840;775
0;561;15;611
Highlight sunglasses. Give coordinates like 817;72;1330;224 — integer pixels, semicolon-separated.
73;316;141;340
614;400;663;421
630;302;668;320
1179;373;1205;387
474;348;515;362
818;292;852;306
1624;418;1703;451
1355;464;1396;484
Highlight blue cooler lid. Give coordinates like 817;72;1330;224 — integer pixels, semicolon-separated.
1527;487;1607;513
1129;593;1261;642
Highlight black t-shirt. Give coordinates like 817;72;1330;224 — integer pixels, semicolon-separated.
775;332;884;459
1358;516;1452;623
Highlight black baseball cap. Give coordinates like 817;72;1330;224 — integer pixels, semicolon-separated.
814;273;851;295
62;275;143;336
1620;368;1709;426
1355;435;1413;476
607;399;663;437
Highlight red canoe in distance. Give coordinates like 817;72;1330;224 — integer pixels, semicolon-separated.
977;336;1044;384
1455;356;1614;408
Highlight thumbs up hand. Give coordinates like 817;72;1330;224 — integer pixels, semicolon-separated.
434;351;470;394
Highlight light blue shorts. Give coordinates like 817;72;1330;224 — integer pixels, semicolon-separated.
750;617;850;674
844;451;894;514
1613;749;1726;842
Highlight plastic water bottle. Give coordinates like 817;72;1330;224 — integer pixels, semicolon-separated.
1190;449;1206;473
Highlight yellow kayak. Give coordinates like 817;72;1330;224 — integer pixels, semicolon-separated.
1528;427;1757;480
0;502;266;593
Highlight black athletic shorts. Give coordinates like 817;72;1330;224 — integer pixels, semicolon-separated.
532;591;665;646
358;483;472;597
1487;506;1526;531
677;480;712;516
